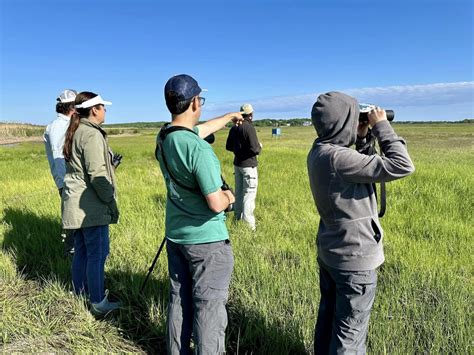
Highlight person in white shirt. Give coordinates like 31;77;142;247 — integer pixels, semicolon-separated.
44;89;77;256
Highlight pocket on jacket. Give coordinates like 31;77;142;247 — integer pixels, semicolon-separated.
371;218;382;243
355;217;383;247
318;221;371;257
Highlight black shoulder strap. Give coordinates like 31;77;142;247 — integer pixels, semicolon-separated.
155;124;201;194
370;137;387;218
159;123;198;141
361;132;387;218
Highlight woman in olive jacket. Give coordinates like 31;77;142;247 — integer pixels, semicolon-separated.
62;91;120;316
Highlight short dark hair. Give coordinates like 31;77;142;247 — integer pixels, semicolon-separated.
165;91;192;115
56;102;75;115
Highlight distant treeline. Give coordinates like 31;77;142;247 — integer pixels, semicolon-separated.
391;119;473;124
103;122;168;129
103;118;473;129
103;119;313;128
252;118;312;127
240;118;474;126
1;118;472;135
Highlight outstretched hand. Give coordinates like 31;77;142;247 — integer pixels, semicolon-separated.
228;112;243;126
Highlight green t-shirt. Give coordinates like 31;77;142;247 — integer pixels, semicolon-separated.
156;126;228;244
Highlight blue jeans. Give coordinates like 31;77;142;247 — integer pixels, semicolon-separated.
72;225;110;303
314;259;377;355
166;239;234;355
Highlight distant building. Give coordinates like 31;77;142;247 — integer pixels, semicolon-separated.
303;121;312;126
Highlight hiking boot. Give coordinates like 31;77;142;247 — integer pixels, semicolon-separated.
90;290;121;317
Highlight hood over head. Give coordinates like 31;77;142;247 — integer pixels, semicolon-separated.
311;91;359;146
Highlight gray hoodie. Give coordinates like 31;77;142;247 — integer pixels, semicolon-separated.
307;92;415;271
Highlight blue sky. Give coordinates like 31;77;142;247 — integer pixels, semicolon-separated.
1;0;472;124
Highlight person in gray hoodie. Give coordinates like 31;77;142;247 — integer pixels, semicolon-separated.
307;92;415;354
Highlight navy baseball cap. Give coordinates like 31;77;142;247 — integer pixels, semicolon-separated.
164;74;202;102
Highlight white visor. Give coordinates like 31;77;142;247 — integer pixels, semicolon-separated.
75;95;112;109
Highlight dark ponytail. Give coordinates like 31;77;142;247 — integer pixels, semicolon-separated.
63;92;98;161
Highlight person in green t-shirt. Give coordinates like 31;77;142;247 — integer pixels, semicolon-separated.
157;74;242;354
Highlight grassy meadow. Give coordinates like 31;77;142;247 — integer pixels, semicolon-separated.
0;123;473;353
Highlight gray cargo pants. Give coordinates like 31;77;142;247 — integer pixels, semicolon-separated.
166;239;234;355
234;166;258;230
314;259;377;355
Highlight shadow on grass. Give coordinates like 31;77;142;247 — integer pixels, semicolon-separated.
2;207;308;354
107;269;169;354
1;207;168;353
2;207;70;279
226;301;308;354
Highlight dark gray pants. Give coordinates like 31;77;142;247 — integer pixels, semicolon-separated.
166;239;234;355
314;259;377;355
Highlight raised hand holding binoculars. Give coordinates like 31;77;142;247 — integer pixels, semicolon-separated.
359;103;395;123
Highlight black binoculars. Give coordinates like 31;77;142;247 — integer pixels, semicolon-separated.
358;104;394;122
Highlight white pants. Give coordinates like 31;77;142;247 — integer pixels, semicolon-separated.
234;166;258;230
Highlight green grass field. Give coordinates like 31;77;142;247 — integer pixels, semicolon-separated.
1;124;473;354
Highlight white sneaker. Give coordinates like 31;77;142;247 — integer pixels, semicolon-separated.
90;290;121;316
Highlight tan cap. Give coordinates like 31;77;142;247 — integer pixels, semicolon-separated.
240;103;254;115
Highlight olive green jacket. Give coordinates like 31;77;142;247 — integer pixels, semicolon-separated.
62;118;119;229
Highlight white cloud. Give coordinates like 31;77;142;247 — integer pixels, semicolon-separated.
345;82;474;107
203;81;474;120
